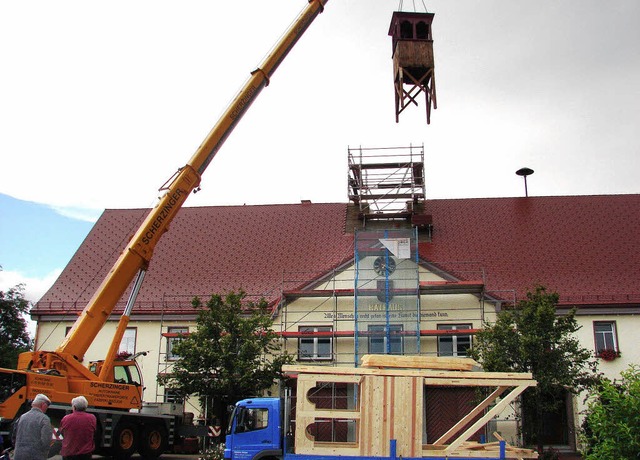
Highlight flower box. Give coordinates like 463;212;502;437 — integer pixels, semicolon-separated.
597;348;619;361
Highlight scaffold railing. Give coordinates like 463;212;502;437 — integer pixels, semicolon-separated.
348;144;426;218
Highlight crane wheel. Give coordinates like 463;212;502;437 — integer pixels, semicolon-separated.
138;423;168;458
110;421;138;459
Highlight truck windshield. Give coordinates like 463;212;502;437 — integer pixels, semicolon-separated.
127;364;142;385
114;364;142;386
227;406;237;435
236;407;269;433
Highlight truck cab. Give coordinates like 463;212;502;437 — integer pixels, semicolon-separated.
225;398;282;460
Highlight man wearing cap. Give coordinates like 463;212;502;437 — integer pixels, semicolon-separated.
11;393;53;460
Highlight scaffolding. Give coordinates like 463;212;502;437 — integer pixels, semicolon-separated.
353;228;420;365
348;145;426;219
278;259;490;368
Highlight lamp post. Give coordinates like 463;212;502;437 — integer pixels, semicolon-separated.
516;167;534;197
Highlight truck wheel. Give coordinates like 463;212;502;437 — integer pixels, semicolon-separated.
111;421;138;459
138;423;168;458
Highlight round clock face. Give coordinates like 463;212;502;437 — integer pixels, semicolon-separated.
373;256;396;275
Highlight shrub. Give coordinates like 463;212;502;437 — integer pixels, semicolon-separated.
580;365;640;459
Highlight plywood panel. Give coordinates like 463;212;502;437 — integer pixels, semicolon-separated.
360;374;387;456
389;376;422;457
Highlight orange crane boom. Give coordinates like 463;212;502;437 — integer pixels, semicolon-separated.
51;0;329;366
1;3;329;457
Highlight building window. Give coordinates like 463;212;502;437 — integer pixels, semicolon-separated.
438;324;472;357
167;327;189;361
119;328;137;355
594;321;618;354
164;389;184;404
298;326;332;361
368;324;403;355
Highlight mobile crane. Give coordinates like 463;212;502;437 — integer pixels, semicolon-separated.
0;1;329;458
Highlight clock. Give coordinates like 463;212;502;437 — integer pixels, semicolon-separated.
373;256;396;275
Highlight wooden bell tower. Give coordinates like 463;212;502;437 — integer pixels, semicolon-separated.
388;11;437;123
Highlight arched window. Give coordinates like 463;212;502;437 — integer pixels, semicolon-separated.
416;21;429;40
400;20;413;39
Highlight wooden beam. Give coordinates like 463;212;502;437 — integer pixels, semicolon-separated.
297;409;360;420
283;364;534;381
423;377;536;387
361;354;479;371
433;386;509;445
443;384;532;455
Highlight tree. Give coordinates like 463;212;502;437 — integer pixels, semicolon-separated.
157;290;293;425
580;365;640;459
0;283;33;368
469;285;599;454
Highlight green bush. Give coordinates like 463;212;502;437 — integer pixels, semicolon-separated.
581;365;640;459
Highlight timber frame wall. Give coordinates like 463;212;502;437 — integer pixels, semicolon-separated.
285;355;538;459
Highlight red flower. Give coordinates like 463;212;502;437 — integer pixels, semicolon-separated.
116;351;132;360
597;349;619;361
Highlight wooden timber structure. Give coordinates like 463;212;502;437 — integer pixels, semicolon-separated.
389;11;437;124
284;355;538;459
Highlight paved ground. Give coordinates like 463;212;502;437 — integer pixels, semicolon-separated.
50;454;202;459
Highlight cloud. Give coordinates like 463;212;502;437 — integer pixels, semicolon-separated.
0;268;62;303
50;205;102;223
0;268;60;339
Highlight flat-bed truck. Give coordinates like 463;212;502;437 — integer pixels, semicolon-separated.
225;356;539;460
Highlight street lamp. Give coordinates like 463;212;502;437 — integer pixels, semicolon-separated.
516;167;534;197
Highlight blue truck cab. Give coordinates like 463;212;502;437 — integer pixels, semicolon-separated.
225;398;284;460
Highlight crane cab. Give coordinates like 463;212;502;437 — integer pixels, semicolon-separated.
89;359;142;387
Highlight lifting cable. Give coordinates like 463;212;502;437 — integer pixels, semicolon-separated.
398;0;428;12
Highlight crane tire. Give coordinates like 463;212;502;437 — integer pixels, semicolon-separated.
110;421;138;459
138;423;168;458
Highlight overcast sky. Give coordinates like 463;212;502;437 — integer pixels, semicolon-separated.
1;0;640;302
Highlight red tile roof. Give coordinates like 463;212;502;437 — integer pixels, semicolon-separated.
34;203;354;315
421;195;640;305
34;195;640;317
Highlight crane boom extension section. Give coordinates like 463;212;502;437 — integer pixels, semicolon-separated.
51;0;328;363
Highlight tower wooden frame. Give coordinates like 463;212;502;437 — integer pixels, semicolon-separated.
388;12;437;124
